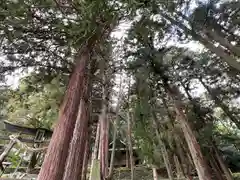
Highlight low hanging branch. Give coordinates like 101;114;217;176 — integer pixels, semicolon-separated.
9;135;48;152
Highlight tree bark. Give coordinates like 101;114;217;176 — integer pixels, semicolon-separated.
209;154;225;180
180;80;227;179
213;145;233;180
62;53;91;180
98;55;111;179
127;112;134;180
162;97;193;179
99;89;109;179
38;46;91;180
161;80;212;180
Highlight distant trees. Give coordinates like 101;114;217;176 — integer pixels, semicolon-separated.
1;0;240;180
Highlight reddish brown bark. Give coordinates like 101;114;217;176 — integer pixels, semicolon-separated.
163;82;212;180
213;146;233;180
209;154;225;180
38;47;90;180
62;98;89;180
99;68;109;179
62;52;91;180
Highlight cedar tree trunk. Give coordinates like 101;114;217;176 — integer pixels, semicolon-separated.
62;48;91;180
163;80;212;180
38;47;90;180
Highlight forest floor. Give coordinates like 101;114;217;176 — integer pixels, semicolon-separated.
2;167;240;180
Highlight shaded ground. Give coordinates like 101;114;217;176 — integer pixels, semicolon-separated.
113;167;153;180
2;167;240;179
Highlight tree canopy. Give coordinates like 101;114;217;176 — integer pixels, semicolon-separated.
1;0;240;180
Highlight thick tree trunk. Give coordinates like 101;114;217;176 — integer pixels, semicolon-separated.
209;155;225;180
62;55;91;180
162;98;193;179
181;80;227;179
99;58;110;179
182;80;232;179
99;95;109;179
162;81;212;180
213;146;233;180
38;46;90;180
199;78;240;129
127;112;134;180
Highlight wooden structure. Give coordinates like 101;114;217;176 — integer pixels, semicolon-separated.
108;140;140;168
3;121;52;138
1;121;142;173
0;121;53;174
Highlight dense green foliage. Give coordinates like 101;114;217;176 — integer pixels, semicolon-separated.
0;0;240;179
5;73;67;129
